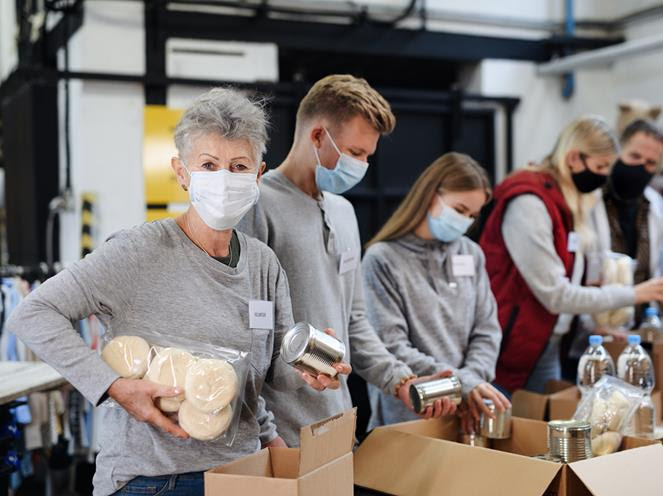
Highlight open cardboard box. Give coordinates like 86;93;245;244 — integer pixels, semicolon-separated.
512;380;578;421
355;415;663;496
205;409;356;496
513;379;663;423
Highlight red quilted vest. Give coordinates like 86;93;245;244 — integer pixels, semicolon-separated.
480;170;575;392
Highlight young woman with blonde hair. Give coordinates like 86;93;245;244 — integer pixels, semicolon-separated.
363;152;509;429
480;115;663;394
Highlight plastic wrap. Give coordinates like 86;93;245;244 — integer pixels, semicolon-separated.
101;333;248;445
592;252;636;330
572;376;643;456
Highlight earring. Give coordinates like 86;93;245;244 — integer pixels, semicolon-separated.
182;184;188;192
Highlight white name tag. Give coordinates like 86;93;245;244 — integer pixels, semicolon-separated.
249;300;274;330
567;231;580;253
452;255;475;277
339;249;359;275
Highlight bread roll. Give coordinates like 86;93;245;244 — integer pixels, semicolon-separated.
102;336;151;379
603;258;618;285
184;358;238;413
145;348;196;412
616;257;634;286
591;431;621;456
178;401;232;441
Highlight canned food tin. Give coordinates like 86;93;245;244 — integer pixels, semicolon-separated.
280;322;346;377
479;399;512;439
409;376;462;414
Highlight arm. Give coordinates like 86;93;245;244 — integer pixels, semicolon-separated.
502;195;634;315
255;395;280;446
6;234;138;405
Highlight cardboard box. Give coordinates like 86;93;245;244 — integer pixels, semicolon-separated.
205;409;356;496
512;380;577;421
355;416;663;496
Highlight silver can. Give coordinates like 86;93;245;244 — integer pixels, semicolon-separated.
459;432;490;448
409;376;462;414
280;322;346;377
547;420;592;463
479;399;512;439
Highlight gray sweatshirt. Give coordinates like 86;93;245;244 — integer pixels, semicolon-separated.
237;170;414;446
361;234;501;427
6;219;295;496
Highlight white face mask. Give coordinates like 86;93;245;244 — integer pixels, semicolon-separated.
186;167;259;231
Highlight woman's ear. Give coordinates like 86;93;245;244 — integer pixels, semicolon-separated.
565;150;583;173
171;157;189;191
257;162;267;182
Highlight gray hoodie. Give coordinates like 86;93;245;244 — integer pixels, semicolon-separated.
362;234;501;427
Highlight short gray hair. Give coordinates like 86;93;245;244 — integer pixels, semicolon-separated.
174;87;269;165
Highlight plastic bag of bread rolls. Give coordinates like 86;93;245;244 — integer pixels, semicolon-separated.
592;252;636;330
101;332;249;446
573;375;642;456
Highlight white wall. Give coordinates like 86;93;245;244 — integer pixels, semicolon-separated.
57;1;145;264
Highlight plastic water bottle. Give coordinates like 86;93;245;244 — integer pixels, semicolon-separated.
638;307;663;343
618;334;656;436
577;335;616;394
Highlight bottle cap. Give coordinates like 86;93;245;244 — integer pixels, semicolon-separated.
645;307;659;318
627;334;641;346
589;335;603;346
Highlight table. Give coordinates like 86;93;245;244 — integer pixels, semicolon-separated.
1;362;66;495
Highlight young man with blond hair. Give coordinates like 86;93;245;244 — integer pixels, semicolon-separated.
239;74;454;446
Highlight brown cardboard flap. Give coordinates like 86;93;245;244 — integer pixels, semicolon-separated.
355;425;561;496
549;387;580;421
269;448;300;479
512;389;549;420
569;444;663;495
493;417;548;456
298;408;356;476
298;452;354;496
208;449;274;477
544;380;575;394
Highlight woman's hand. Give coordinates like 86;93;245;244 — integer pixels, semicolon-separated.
263;436;288;448
634;277;663;304
107;378;189;439
398;370;458;419
298;328;352;391
465;382;511;424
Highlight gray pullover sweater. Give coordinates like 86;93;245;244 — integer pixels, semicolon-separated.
362;234;501;427
238;170;414;446
6;219;295;495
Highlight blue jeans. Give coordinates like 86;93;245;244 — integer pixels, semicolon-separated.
524;334;562;393
112;472;204;496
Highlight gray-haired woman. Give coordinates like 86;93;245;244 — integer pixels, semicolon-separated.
7;87;350;496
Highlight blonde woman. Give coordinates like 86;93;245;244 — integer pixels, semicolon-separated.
480;115;663;394
363;152;509;429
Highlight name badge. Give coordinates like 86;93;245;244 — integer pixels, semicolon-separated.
249;300;274;330
339;249;359;275
567;231;580;253
452;255;475;277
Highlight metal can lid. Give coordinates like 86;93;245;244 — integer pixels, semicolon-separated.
281;322;312;364
548;420;591;432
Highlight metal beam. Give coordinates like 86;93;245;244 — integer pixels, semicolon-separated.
156;10;620;63
538;33;663;75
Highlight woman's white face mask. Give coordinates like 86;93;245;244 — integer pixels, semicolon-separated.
185;167;259;230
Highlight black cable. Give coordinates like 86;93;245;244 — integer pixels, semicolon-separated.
63;10;71;191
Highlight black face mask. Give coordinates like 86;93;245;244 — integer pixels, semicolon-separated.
610;159;653;200
571;154;607;193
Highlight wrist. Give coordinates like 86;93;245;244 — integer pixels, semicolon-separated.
393;374;417;397
107;377;126;399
